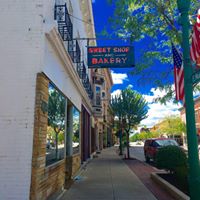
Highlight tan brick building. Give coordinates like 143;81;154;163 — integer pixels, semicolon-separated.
180;96;200;136
91;68;114;150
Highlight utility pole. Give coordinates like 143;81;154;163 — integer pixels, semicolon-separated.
177;0;200;199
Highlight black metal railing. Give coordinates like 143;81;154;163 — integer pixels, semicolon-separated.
82;74;89;89
68;40;81;63
87;84;93;99
76;62;93;99
77;61;86;79
54;4;73;41
54;3;93;100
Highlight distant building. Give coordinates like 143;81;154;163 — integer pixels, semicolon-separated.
91;68;114;150
180;96;200;136
140;127;150;133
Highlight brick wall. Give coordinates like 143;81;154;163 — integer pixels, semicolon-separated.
72;154;81;176
30;73;65;200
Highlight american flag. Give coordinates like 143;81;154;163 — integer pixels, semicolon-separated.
172;44;185;104
190;11;200;68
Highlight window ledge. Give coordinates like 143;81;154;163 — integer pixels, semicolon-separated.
45;159;65;170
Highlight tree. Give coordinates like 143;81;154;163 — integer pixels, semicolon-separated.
158;115;186;136
48;86;66;158
111;95;124;155
111;88;148;158
108;0;199;103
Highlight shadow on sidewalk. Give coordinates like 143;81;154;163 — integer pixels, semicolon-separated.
124;158;175;200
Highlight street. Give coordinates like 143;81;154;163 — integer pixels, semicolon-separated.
129;142;145;162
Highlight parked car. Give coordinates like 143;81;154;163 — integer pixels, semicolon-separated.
144;138;179;162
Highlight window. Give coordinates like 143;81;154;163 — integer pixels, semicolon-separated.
72;107;80;154
102;92;105;98
156;139;178;146
46;83;66;166
96;86;101;106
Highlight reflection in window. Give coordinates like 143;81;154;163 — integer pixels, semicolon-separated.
73;107;80;154
46;83;66;166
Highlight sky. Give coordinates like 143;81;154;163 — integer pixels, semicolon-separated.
91;0;182;128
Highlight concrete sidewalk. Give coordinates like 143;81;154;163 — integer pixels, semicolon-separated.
60;147;157;200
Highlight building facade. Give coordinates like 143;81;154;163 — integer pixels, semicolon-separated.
91;68;114;150
180;97;200;136
0;0;113;199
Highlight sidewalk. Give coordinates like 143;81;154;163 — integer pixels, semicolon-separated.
60;147;157;200
125;159;175;200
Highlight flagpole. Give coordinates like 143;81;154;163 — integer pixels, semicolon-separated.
177;0;200;199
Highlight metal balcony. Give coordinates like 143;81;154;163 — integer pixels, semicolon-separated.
76;62;93;99
77;62;86;79
87;84;93;99
54;4;73;41
68;40;81;63
82;74;89;89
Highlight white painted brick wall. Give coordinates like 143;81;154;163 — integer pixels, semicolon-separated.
0;1;44;199
0;0;92;199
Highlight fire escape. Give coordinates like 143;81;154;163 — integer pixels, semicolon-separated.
54;3;93;100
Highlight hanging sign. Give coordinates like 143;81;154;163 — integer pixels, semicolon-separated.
87;46;135;68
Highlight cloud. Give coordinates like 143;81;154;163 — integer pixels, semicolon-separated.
128;84;133;88
111;89;121;98
111;86;181;128
111;70;128;84
142;87;171;103
141;87;181;127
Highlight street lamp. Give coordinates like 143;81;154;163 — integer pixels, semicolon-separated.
177;0;200;199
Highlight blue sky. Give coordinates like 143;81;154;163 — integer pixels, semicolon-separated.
92;0;182;127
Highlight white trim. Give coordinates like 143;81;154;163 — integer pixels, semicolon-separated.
45;28;92;113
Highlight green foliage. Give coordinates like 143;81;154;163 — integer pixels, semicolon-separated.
156;145;188;190
130;131;159;142
48;85;66;134
111;88;148;158
108;0;200;103
121;88;148;130
73;135;79;143
111;88;148;131
47;126;64;145
47;126;56;140
58;132;64;144
130;133;139;142
158;115;186;136
156;145;188;174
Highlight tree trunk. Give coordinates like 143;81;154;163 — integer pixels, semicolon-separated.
126;131;130;159
56;132;58;159
119;130;123;155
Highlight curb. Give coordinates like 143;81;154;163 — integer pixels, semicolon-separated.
151;172;190;200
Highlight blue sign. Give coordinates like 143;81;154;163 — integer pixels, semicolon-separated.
88;46;135;68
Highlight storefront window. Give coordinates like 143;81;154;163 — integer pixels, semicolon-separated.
46;83;66;166
73;107;80;154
